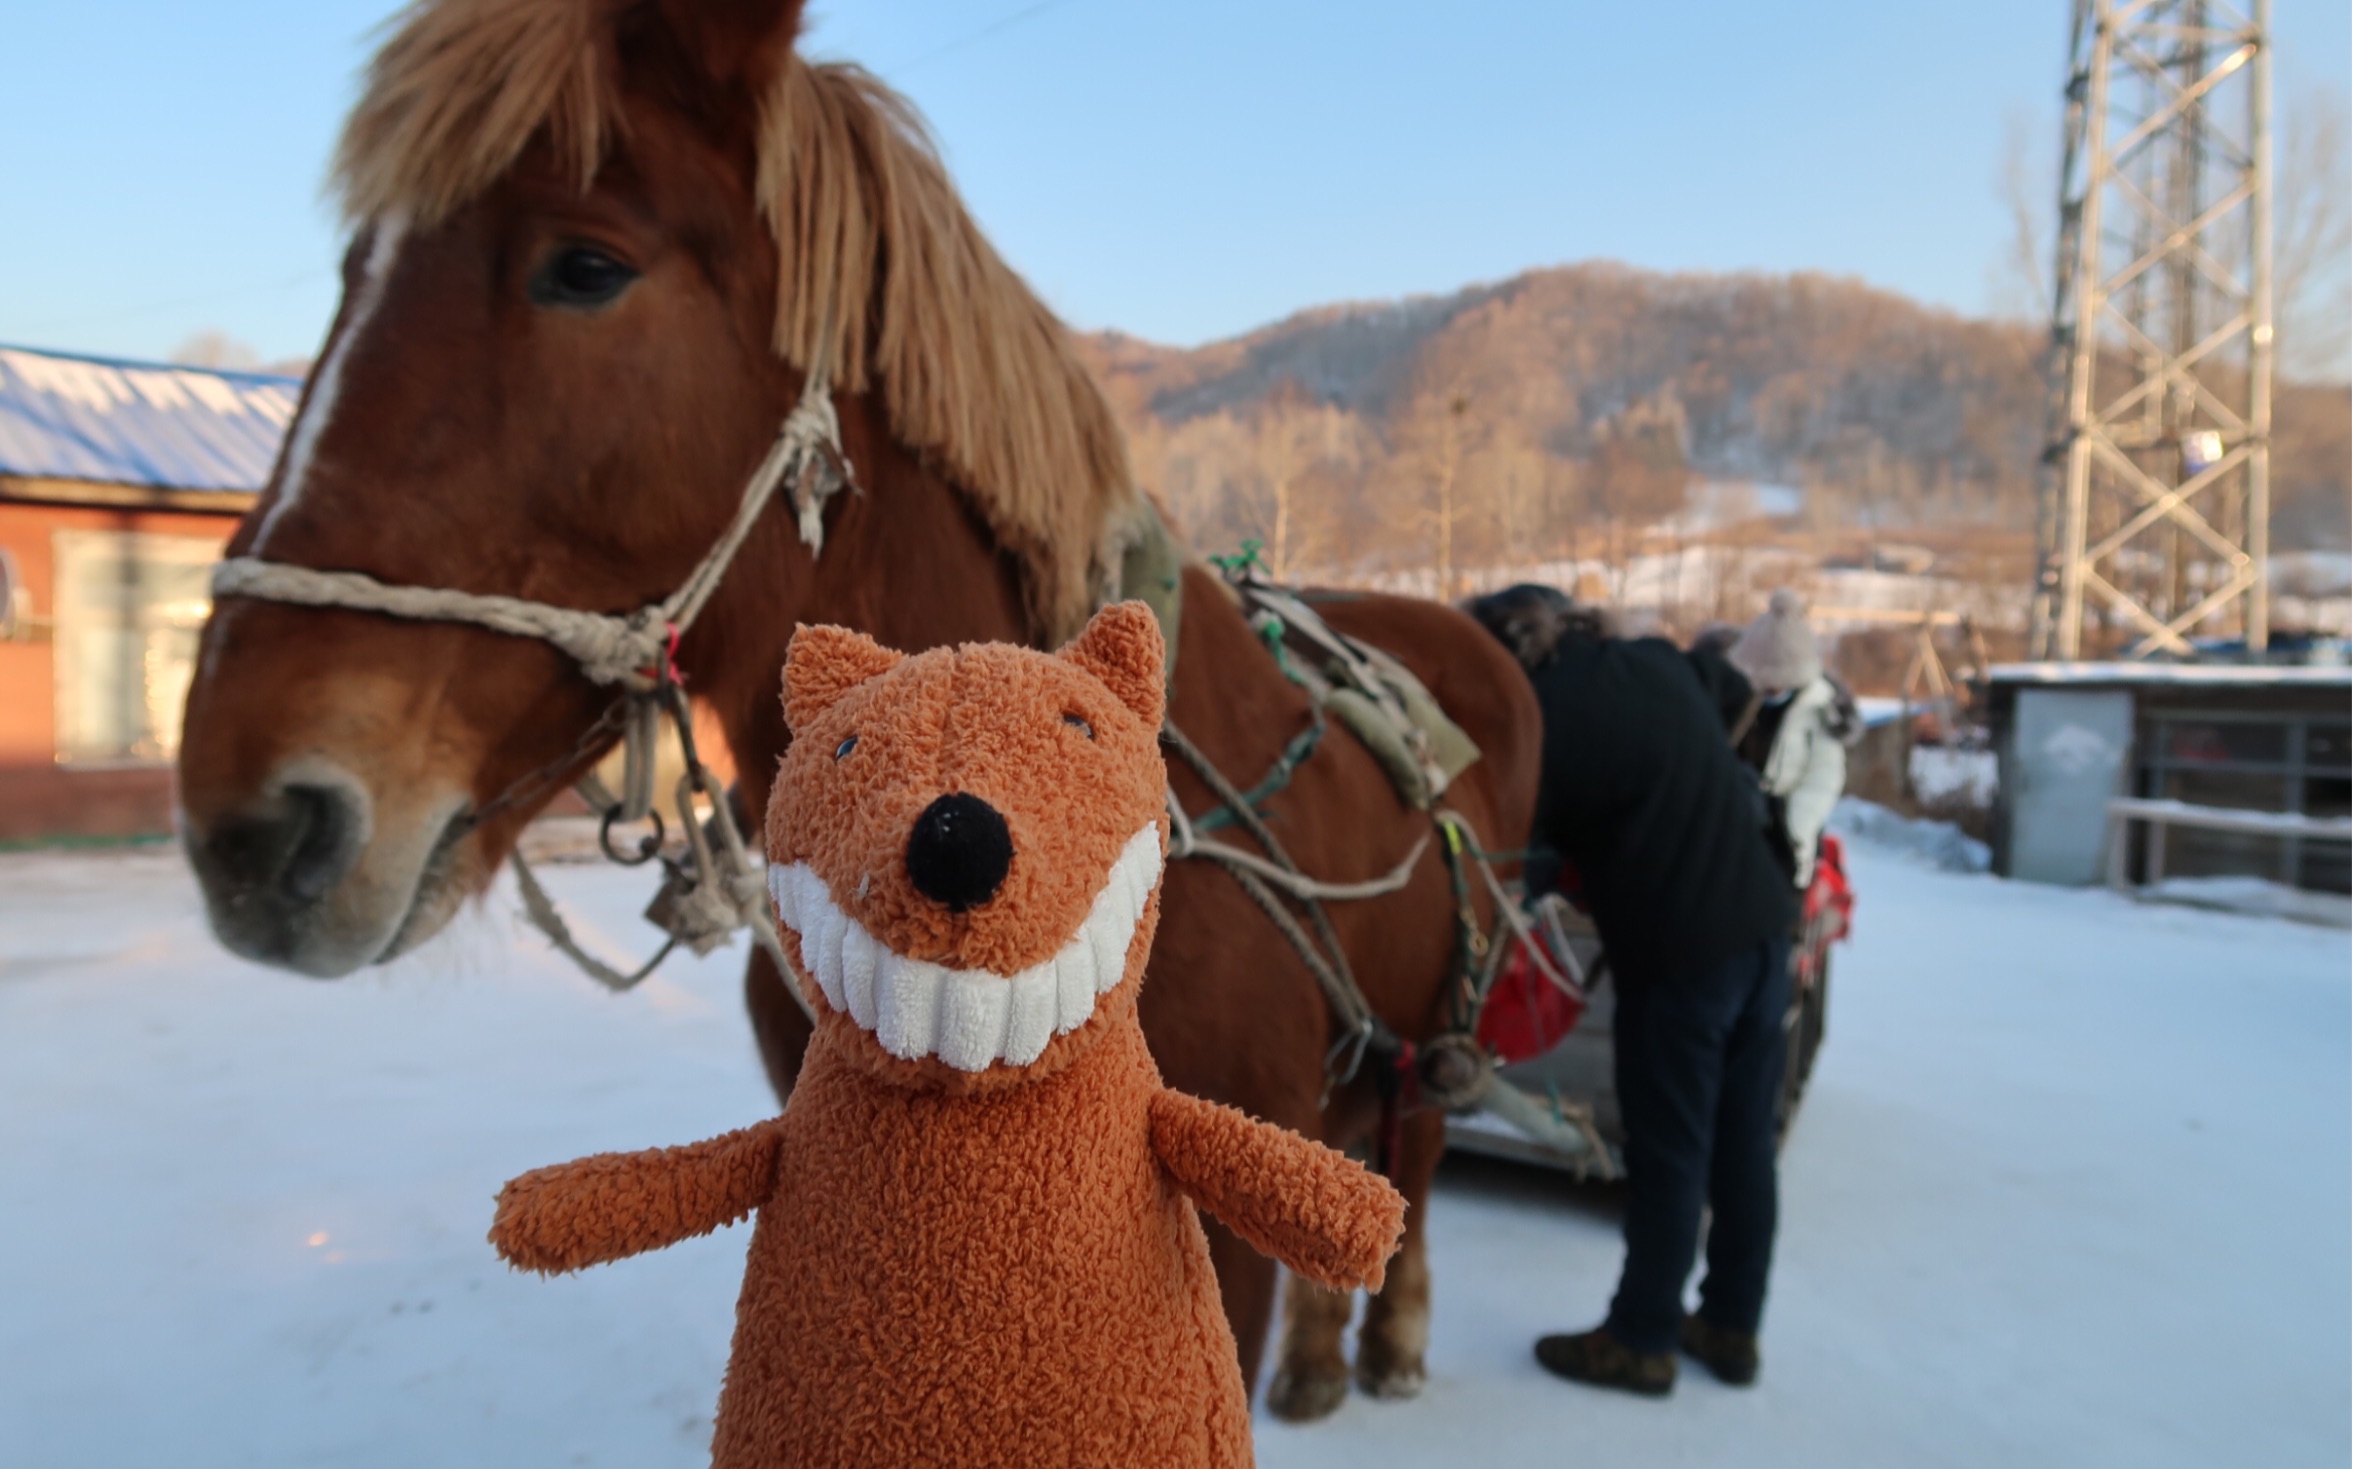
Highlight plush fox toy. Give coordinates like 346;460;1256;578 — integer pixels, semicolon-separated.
490;602;1406;1469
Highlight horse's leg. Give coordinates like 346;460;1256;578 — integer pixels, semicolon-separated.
1202;1218;1281;1400
1265;1087;1378;1421
1266;1275;1356;1421
1353;1109;1444;1399
743;947;814;1105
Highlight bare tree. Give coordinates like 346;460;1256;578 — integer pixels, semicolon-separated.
1407;391;1475;601
2275;82;2351;384
1997;84;2348;381
169;330;263;371
1252;378;1319;579
1993;105;2055;323
1580;389;1693;603
1480;429;1558;579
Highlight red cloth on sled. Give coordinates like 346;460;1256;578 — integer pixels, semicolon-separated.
1803;833;1854;942
1478;839;1852;1070
1477;932;1585;1068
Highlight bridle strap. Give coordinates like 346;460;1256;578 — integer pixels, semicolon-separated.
210;558;672;688
205;348;851;1020
209;343;852;689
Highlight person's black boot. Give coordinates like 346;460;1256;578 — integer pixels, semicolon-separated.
1533;1327;1676;1397
1679;1314;1761;1386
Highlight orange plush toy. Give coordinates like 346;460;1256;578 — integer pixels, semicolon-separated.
490;602;1406;1469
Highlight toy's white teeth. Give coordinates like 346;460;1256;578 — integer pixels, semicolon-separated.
767;823;1161;1071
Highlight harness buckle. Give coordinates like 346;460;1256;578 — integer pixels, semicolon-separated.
599;804;666;866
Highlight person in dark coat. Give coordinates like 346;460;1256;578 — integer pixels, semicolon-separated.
1684;624;1762;740
1464;584;1795;1396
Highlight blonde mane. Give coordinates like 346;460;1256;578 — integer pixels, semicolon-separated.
333;0;1140;642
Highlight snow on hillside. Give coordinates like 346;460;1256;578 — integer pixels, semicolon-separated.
1338;549;2022;631
0;841;2344;1468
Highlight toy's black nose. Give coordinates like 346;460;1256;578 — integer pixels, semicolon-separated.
905;793;1014;912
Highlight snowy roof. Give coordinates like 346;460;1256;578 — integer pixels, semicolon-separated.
1989;660;2350;689
0;343;300;494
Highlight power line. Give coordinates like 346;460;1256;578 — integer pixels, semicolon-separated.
886;0;1084;74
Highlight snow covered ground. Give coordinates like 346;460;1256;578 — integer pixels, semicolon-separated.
1;840;2345;1468
1829;798;1993;875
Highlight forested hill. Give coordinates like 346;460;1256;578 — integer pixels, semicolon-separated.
1074;263;2349;566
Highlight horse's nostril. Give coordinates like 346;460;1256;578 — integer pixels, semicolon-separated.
203;782;365;908
279;784;362;904
904;793;1014;912
203;814;300;904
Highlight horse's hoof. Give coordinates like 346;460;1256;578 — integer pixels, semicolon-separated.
1356;1359;1427;1401
1266;1366;1351;1422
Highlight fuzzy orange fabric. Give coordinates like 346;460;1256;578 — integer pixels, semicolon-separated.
492;602;1405;1468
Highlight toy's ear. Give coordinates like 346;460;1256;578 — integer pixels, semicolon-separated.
1058;601;1165;727
782;624;904;729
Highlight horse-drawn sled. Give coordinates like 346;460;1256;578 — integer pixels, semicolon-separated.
1446;835;1855;1177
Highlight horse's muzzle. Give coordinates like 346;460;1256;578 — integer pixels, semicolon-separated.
201;780;366;907
182;757;455;978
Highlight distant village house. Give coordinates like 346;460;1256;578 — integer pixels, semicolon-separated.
0;345;299;842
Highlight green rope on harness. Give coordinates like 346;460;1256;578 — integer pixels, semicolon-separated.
1175;600;1334;834
1434;813;1488;1032
1206;538;1270;578
1188;706;1327;834
1462;845;1546;865
1247;610;1320;692
1438;818;1550;868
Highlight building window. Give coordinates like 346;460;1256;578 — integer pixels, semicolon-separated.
2134;707;2353;893
52;530;220;765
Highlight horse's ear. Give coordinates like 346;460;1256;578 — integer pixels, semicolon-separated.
1058;602;1165;728
783;624;904;729
649;0;805;93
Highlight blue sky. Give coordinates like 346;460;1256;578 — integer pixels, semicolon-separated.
2;0;2344;366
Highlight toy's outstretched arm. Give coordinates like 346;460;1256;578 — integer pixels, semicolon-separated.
491;1119;787;1274
1148;1089;1406;1292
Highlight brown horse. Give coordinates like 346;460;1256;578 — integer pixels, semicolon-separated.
175;0;1539;1419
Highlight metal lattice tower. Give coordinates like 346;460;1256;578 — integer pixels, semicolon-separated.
2029;0;2274;660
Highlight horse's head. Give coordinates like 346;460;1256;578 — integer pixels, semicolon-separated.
180;0;1132;978
179;1;822;975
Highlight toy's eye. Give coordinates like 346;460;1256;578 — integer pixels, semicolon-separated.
1063;713;1095;741
833;735;858;760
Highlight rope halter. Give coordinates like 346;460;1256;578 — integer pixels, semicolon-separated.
207;351;854;1016
211;350;853;696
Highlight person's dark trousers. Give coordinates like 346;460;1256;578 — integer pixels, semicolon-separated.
1603;936;1791;1354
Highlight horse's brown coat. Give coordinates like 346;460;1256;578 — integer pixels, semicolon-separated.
177;0;1541;1408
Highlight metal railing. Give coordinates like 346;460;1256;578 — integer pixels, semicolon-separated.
2105;796;2352;891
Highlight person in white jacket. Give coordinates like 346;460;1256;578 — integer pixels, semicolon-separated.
1728;590;1855;888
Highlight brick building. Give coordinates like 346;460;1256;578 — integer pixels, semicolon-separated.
0;344;298;842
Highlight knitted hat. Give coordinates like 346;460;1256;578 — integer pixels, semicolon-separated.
1729;588;1822;692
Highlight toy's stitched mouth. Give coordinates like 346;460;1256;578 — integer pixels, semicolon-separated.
769;823;1161;1072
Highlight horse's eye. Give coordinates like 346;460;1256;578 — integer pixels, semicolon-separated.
530;245;639;310
1063;713;1094;740
834;735;858;760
